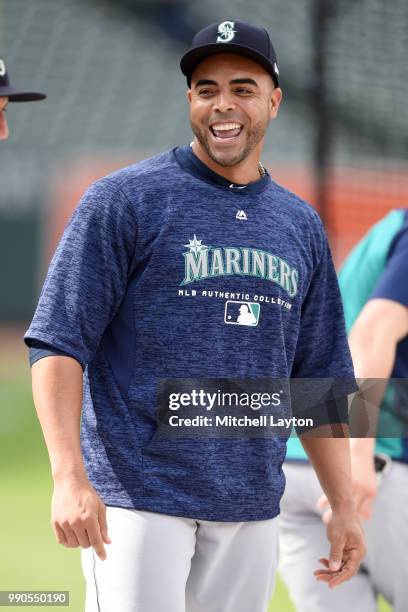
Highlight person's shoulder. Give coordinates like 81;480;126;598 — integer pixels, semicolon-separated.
72;150;178;221
268;177;324;233
74;150;178;211
386;207;408;258
94;149;178;195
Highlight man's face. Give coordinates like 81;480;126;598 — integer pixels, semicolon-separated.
187;54;282;168
0;96;9;140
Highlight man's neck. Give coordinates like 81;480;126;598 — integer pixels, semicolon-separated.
191;140;263;185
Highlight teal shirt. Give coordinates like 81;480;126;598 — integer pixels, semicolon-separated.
286;209;408;463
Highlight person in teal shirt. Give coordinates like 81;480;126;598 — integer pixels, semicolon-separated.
280;209;408;611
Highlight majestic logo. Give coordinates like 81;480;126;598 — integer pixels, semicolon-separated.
0;60;6;77
236;210;247;221
216;21;236;43
181;235;299;298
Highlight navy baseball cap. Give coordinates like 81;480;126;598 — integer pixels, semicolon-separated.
0;58;46;102
180;20;280;88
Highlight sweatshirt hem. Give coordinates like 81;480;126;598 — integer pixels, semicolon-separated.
99;495;281;522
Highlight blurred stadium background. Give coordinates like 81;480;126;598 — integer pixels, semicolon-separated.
1;0;405;609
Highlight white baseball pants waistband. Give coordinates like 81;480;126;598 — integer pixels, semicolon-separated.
81;506;280;612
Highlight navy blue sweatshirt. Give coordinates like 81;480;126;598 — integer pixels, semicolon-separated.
24;145;354;521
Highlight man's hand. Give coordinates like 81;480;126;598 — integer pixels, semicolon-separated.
31;356;111;557
313;507;366;588
299;435;366;587
51;472;111;561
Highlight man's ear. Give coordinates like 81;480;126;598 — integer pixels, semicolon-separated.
187;89;192;104
270;87;283;119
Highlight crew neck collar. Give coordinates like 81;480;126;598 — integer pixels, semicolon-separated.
173;144;270;195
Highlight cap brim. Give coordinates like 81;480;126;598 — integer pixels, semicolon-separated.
180;43;279;87
0;86;46;102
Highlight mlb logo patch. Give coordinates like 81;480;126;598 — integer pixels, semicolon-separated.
224;300;260;326
0;60;6;77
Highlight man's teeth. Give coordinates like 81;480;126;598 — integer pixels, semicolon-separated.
211;123;243;140
212;123;242;130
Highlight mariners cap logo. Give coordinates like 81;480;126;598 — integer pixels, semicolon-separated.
0;60;6;77
216;21;236;43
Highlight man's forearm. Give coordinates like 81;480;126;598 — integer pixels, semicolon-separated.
349;315;397;380
31;356;86;479
300;435;354;511
349;309;398;442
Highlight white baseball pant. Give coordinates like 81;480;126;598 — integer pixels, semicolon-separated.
279;460;408;612
81;506;280;612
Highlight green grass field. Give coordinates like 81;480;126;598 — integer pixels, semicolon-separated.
0;353;392;611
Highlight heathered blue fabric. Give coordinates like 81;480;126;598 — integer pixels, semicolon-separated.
24;146;355;521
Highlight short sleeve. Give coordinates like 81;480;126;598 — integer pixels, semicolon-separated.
291;220;357;424
24;178;137;369
28;341;79;369
369;226;408;307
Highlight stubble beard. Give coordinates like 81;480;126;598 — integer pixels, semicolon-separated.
190;118;268;168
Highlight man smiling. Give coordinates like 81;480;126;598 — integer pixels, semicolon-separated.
187;53;280;179
25;20;364;612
